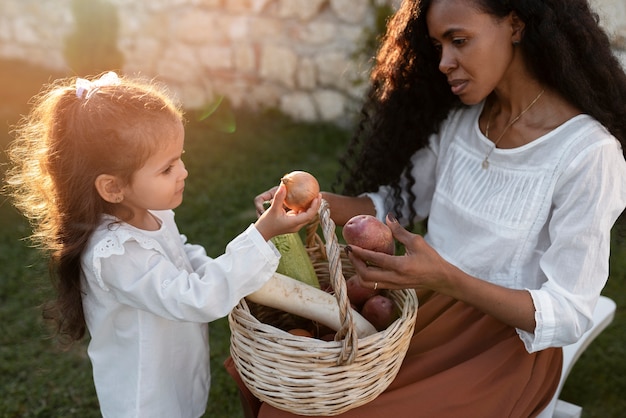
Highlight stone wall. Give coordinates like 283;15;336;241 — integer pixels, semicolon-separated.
0;0;624;124
593;0;626;50
0;0;396;124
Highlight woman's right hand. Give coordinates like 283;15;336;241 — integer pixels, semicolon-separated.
254;185;279;217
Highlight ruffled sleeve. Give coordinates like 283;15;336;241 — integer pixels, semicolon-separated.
88;225;164;292
83;215;279;322
518;137;626;352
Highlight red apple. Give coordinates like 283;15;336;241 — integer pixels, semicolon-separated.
361;295;398;331
342;215;395;255
346;274;380;307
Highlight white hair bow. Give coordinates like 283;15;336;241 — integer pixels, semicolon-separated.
75;71;121;99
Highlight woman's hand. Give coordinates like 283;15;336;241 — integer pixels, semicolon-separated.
254;185;279;217
346;214;452;292
346;215;537;332
254;184;321;241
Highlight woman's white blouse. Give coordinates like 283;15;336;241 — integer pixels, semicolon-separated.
367;103;626;353
81;210;280;418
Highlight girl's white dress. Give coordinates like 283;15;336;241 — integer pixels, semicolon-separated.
81;209;280;418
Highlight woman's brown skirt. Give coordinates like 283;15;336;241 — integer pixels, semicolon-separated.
225;290;562;418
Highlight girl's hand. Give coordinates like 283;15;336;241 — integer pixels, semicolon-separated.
254;184;321;241
346;214;451;292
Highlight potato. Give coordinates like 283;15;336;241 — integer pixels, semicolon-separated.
360;295;398;331
346;274;380;307
288;328;314;338
342;214;395;255
320;333;337;342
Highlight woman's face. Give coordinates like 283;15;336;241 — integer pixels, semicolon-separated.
426;0;518;104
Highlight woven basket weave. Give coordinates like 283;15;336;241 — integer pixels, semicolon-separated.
228;199;418;416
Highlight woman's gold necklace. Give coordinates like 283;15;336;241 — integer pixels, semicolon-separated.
481;89;545;169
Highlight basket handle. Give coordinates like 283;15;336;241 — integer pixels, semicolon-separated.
306;199;359;365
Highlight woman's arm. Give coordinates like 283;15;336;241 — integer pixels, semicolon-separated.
347;214;537;332
321;192;376;226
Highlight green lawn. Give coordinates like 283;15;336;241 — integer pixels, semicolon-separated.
1;59;625;417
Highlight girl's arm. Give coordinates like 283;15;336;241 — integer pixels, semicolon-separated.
97;227;279;323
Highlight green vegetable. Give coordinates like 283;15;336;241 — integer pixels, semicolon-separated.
271;233;320;289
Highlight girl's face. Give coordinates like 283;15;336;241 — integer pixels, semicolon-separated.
426;0;518;104
120;118;187;223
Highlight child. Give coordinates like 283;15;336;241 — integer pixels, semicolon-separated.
4;72;320;418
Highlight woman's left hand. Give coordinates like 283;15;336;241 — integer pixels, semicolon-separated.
345;214;451;292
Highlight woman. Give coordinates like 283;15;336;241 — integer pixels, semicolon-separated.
246;0;626;416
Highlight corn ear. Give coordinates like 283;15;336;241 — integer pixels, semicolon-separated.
271;233;320;289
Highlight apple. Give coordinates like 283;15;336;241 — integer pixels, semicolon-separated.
342;214;395;255
360;295;398;331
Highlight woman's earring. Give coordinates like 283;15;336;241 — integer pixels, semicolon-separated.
116;196;123;203
513;40;520;46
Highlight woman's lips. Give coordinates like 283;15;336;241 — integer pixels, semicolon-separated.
449;79;468;95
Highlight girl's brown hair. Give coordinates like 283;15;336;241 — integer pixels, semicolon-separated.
4;73;183;346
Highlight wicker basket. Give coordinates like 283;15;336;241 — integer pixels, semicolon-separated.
228;199;418;416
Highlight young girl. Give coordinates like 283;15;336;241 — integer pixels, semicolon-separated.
5;72;320;418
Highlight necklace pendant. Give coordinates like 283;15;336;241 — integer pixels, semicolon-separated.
482;158;489;169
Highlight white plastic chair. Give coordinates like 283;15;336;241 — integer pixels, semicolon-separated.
536;295;617;418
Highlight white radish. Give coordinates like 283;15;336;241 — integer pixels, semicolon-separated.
246;272;377;338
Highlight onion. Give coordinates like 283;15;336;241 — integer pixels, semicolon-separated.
280;170;320;212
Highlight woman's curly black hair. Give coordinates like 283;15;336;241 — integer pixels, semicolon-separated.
335;0;626;229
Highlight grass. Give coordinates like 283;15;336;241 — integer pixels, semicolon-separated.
1;58;625;417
